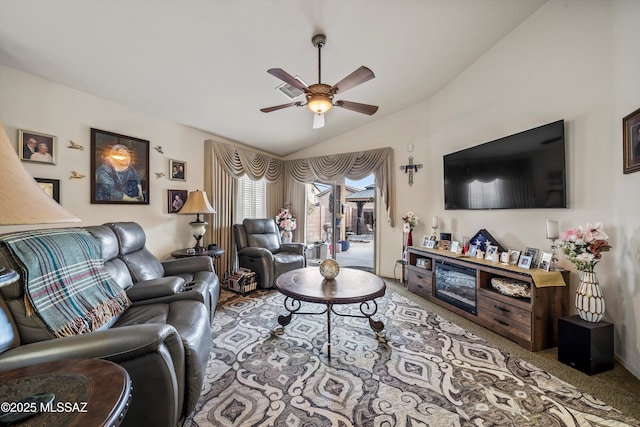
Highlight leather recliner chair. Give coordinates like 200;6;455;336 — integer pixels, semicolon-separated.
233;218;306;289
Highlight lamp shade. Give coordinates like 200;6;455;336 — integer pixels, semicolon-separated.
178;190;216;215
0;120;80;225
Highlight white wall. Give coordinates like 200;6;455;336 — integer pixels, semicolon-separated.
0;65;218;259
288;0;640;377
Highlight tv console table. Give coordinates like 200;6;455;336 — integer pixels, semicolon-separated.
406;247;569;351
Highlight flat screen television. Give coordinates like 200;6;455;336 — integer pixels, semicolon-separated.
444;120;566;210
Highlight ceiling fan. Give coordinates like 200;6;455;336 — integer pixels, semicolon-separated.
260;34;378;129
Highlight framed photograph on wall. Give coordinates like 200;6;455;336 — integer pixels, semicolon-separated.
169;159;186;181
18;130;56;164
168;189;188;213
623;107;640;174
35;178;60;203
90;128;149;204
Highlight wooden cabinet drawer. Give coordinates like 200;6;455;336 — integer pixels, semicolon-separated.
407;267;432;298
478;294;531;342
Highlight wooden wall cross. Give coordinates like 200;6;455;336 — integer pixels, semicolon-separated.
399;156;423;186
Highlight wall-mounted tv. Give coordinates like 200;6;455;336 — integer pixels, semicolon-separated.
444;120;566;210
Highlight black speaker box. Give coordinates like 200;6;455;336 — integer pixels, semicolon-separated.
558;315;613;375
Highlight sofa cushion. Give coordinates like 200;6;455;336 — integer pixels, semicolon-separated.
108;222;165;281
85;225;134;290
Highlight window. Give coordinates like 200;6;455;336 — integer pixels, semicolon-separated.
234;175;266;223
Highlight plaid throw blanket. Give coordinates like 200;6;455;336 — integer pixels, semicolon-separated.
0;228;131;337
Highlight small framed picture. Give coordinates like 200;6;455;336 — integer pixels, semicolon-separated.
170;159;187;181
539;252;553;271
467;244;477;257
450;241;460;253
424;240;436;249
35;178;60;203
518;255;533;269
508;249;521;265
500;252;509;264
485;245;498;260
421;235;431;248
19;130;56;164
623;106;640;174
168;189;188;213
438;240;451;251
524;247;540;265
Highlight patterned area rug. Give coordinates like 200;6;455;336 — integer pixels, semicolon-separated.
185;288;639;426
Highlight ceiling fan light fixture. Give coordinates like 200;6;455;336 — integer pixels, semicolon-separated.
307;94;332;114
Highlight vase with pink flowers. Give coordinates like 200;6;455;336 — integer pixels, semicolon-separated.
558;222;611;322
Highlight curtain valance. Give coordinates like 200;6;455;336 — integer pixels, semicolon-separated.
212;141;283;182
210;142;395;226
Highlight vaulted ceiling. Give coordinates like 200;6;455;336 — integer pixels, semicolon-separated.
0;0;546;156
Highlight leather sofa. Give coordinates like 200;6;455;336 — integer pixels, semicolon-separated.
233;218;306;289
0;222;219;427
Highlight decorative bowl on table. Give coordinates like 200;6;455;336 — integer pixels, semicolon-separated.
319;259;340;280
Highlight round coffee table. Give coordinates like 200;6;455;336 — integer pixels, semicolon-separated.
275;267;386;360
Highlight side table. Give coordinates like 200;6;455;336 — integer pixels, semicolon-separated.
0;358;131;426
171;248;225;260
558;315;614;375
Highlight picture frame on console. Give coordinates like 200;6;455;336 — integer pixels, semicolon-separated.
424;239;436;249
18;129;56;164
91;128;150;205
518;255;533;269
623;106;640;174
524;247;540;266
539;252;553;272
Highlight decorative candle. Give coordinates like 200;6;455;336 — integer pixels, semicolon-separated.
432;216;438;228
546;218;559;239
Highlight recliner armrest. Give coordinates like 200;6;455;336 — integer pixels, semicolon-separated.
279;243;306;255
238;247;274;260
126;277;186;301
162;256;214;275
0;323;183;371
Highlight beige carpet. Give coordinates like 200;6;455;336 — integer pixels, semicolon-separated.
185;282;640;426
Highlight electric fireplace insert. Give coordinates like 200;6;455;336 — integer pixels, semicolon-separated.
434;260;477;315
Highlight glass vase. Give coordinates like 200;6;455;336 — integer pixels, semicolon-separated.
407;230;413;247
575;271;605;322
281;230;292;243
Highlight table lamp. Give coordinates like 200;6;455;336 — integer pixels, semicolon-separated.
0;119;80;286
178;190;216;251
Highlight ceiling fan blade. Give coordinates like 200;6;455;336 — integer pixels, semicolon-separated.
330;66;375;94
335;100;379;115
312;113;325;129
260;102;302;113
266;68;308;91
